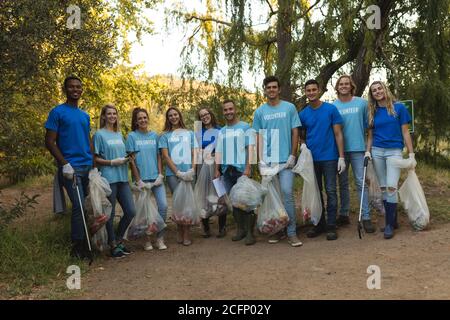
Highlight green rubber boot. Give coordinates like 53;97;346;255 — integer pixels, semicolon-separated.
232;210;246;241
245;213;256;246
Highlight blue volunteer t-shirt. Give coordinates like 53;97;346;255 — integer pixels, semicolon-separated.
195;126;221;151
216;121;255;173
125;130;159;181
93;128;128;184
252;100;301;164
333;97;368;152
299;102;343;161
372;102;411;149
44;103;93;167
159;129;198;176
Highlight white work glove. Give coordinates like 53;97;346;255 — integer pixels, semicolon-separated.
285;155;296;169
144;182;155;190
258;161;278;176
364;151;372;161
62;163;75;180
110;157;128;166
300;143;307;152
153;174;164;186
176;170;194;182
135;179;146;190
337;157;346;174
409;153;417;169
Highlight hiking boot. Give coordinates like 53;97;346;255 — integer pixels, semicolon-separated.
143;241;153;251
110;246;126;259
201;218;211;238
384;202;396;240
287;235;303;247
363;219;375;233
117;242;132;255
216;228;227;238
232;210;246;241
306;225;325;238
326;225;338;241
336;215;350;226
268;229;287;244
155;237;167;250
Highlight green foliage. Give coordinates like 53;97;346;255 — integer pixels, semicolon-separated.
0;191;40;232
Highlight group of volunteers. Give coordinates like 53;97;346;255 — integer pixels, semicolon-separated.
45;74;415;260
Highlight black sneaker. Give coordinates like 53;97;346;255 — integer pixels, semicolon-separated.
306;225;325;238
110;246;126;259
363;220;375;233
326;225;338;241
117;242;132;255
336;215;350;226
202;230;212;238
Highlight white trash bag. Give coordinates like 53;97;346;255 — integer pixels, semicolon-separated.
172;180;201;225
125;185;167;240
257;177;289;235
388;158;430;231
292;146;322;225
230;176;266;212
85;168;112;252
398;170;430;231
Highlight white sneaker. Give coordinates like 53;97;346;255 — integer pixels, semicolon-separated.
155;238;167;250
144;241;153;251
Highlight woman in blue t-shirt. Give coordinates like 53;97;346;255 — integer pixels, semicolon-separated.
196;108;223;238
126;107;168;251
159;107;198;246
366;81;416;239
93;104;136;258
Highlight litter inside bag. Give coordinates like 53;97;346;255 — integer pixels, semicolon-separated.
292;147;322;225
398;170;430;231
195;163;229;219
257;177;289;235
125;186;166;240
366;162;385;215
172;180;201;225
85;168;112;251
230;175;266;212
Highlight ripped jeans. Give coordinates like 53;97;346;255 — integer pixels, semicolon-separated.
371;147;402;203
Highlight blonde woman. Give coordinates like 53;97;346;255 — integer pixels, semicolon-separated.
93;104;136;257
365;81;416;239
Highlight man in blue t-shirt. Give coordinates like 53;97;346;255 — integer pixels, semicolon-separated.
333;75;375;233
45;76;93;260
215;99;256;245
299;79;345;241
253;76;302;247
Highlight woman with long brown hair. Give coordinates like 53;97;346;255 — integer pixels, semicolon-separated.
365;81;416;239
93;104;136;258
126;107;168;251
159;106;199;246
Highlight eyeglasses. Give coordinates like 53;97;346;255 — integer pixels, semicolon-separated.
199;112;210;119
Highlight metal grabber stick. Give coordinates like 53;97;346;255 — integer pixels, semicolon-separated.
73;175;93;265
358;156;370;239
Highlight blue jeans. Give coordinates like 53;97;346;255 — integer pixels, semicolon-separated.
60;165;91;241
371;147;402;203
314;160;338;227
278;167;297;237
338;152;370;220
144;179;168;238
106;182;136;244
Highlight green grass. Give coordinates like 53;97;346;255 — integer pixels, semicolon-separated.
0;213;89;298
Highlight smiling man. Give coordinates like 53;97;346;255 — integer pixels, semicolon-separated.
252;76;302;247
333;75;375;233
299;79;345;241
45;75;93;259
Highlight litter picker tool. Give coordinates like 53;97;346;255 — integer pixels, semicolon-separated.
73;175;94;265
358;156;370;239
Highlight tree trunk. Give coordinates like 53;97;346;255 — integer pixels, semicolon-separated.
276;0;294;101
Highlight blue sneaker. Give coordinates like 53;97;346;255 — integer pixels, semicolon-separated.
110;246;126;259
117;242;132;255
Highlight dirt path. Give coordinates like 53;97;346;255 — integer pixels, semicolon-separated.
2;182;449;300
76;217;450;300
